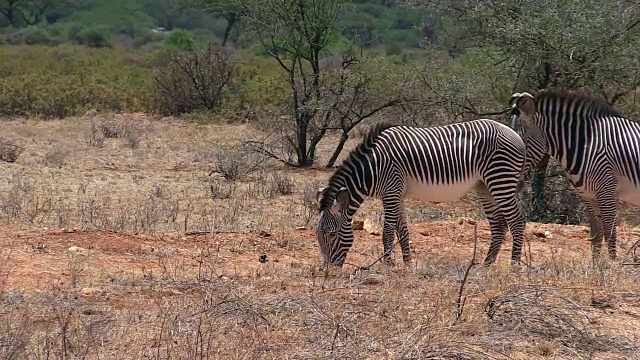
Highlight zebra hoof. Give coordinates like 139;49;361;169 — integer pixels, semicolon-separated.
510;259;523;267
383;259;396;267
482;257;497;267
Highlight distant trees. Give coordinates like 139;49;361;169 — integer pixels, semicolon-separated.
0;0;76;27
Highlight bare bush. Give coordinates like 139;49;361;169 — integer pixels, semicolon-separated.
85;122;105;148
154;43;235;116
124;132;140;149
484;285;636;357
263;171;295;198
209;177;237;200
301;180;325;227
100;121;121;139
44;146;70;168
0;138;24;163
211;144;263;181
519;160;586;225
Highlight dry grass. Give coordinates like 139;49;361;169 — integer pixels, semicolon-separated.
0;115;639;359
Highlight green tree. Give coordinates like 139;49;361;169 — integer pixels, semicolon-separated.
0;0;76;27
239;0;344;167
180;0;240;46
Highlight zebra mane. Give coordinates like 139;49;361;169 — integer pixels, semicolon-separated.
535;89;623;118
319;121;397;212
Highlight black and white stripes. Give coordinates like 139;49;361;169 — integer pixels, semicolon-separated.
316;119;527;267
510;89;640;260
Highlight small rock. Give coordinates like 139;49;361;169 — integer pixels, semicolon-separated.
458;217;477;225
419;230;431;237
295;226;307;231
353;220;364;230
591;296;615;309
35;243;48;253
81;309;97;316
363;219;380;235
68;246;87;253
80;287;102;297
532;230;551;239
258;230;271;238
358;274;385;285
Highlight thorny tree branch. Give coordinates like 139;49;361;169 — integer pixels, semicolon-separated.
453;223;478;325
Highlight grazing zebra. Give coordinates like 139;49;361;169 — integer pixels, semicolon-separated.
509;89;640;261
315;119;527;267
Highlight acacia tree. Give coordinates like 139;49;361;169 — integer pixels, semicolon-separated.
180;0;240;46
240;0;344;167
0;0;73;27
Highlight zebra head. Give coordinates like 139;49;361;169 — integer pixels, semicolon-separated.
509;92;548;182
316;186;354;267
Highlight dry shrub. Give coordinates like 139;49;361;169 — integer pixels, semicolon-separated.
85;122;105;148
262;171;295;198
209;177;237;200
0;138;24;163
154;43;235;116
211;144;263;181
43;146;70;168
85;119;146;149
520;161;587;225
125;132;140;149
484;285;637;357
300;180;324;227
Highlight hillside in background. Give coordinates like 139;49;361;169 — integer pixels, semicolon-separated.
0;0;434;53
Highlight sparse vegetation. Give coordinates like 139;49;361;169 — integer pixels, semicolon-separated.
0;137;24;163
1;0;640;358
0;112;638;359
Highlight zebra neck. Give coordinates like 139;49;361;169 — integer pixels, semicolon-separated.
543;117;592;175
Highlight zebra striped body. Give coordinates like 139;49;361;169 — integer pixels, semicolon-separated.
510;90;640;260
316;119;527;267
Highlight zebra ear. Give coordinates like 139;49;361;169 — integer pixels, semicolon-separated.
334;187;350;211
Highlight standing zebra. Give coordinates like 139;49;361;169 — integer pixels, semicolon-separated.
509;89;639;261
315;119;527;267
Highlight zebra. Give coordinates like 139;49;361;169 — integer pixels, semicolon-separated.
509;89;639;261
315;119;527;268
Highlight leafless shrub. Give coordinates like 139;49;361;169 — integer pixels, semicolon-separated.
0;309;30;359
154;43;236;116
43;146;70;168
0;138;24;163
301;180;324;227
211;144;263;181
209;177;236;200
100;121;121;138
125;132;140;148
85;122;105;148
484;285;636;357
262;171;295;198
519;160;587;225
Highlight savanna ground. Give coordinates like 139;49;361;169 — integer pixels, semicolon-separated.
1;114;640;360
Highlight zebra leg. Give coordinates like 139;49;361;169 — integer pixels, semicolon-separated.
595;193;618;260
484;184;526;265
381;195;402;266
477;186;508;266
395;201;412;264
583;198;604;261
